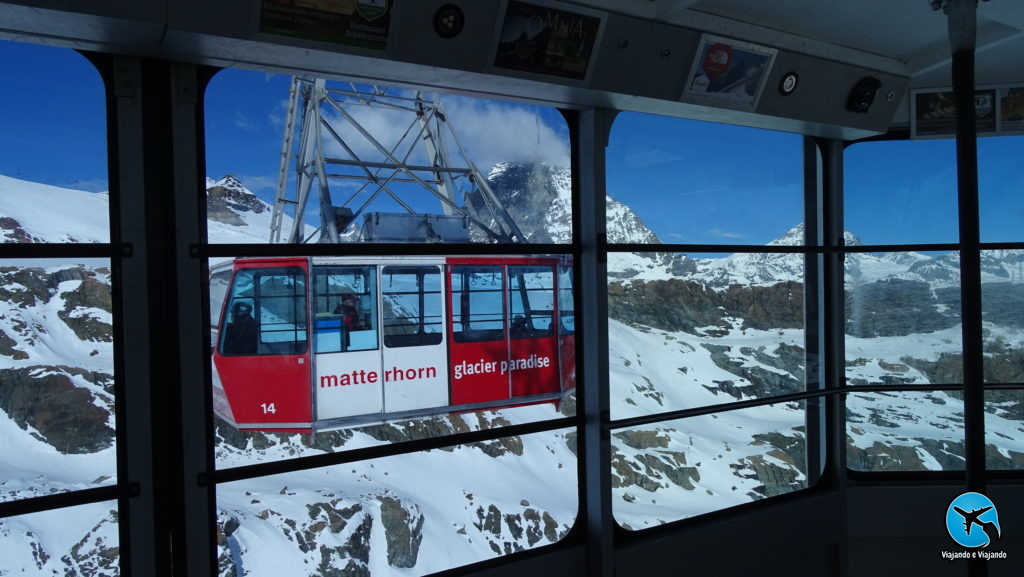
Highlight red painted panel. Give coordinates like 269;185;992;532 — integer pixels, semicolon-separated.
449;339;511;405
509;334;560;397
213;258;312;428
447;261;510;406
559;333;576;395
214;352;311;425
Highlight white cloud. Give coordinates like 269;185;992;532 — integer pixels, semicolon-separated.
709;228;744;239
234;111;258;132
315;90;569;175
440;94;569;171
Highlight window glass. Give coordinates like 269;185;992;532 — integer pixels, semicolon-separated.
978;135;1024;243
217;429;577;576
846;391;964;471
221;266;307;356
382;265;443;348
845;139;958;245
608;251;806;419
981;250;1024;384
0;260;116;502
606;113;803;245
557;264;574;336
204;70;571;245
451;266;505;343
314;265;378;353
612;402;807;529
0;500;119;574
0;40;109;242
845;251;962;385
508;266;555;339
985;390;1024;469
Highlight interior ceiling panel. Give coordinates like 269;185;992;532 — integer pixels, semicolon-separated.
689;0;950;60
570;0;1024;87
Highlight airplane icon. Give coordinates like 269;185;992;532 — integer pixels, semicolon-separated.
953;506;1001;545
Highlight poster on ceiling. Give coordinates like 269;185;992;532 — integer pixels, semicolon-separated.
1000;87;1024;133
493;0;604;81
258;0;391;50
683;34;778;111
912;88;1000;138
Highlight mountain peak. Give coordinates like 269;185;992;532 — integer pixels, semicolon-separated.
766;223;862;247
206;175;269;227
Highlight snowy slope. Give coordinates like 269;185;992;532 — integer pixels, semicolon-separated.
3;171;1024;574
0;175;110;243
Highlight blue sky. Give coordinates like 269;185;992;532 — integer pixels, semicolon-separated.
2;38;1021;246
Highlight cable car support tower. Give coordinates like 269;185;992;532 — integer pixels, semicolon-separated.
269;77;528;245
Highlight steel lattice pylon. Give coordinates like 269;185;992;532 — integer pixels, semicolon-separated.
269;77;527;244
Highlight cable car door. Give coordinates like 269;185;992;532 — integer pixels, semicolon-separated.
507;264;560;397
214;260;312;428
381;265;449;412
557;263;576;395
312;265;384;420
448;263;510;405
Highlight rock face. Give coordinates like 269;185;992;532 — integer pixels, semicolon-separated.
378;497;424;568
608;278;803;335
207;174;269;226
846;279;959;337
0;366;114;454
0;215;41;242
480;162;571;243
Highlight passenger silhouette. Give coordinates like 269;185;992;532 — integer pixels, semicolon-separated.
223;301;259;354
334;296;359;330
511;314;529;338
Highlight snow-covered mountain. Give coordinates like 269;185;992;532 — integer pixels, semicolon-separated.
3;169;1024;573
0;174;578;576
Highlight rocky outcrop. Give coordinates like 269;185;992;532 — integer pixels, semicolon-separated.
378;497;424;568
469;499;567;554
61;511;120;577
845;278;959;337
0;366;114;454
58;274;113;342
610;429;701;493
207;174;269;226
0;215;42;243
701;343;804;399
608;278;803;336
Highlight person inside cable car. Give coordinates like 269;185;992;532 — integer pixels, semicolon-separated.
510;314;530;338
333;296;359;330
223;300;259;354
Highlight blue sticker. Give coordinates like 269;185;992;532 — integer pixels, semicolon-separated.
946;492;1001;549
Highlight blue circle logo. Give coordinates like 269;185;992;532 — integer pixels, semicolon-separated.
946;492;1001;548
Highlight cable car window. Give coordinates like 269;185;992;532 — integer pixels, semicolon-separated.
313;266;378;353
558;264;574;336
606;112;802;245
612;401;808;529
382;265;443;348
204;71;572;246
508;266;554;339
846;139;957;245
452;266;505;343
221;267;307;355
846;391;964;471
0;40;109;242
209;267;232;347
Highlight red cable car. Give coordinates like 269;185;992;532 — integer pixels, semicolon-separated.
210;256;575;432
